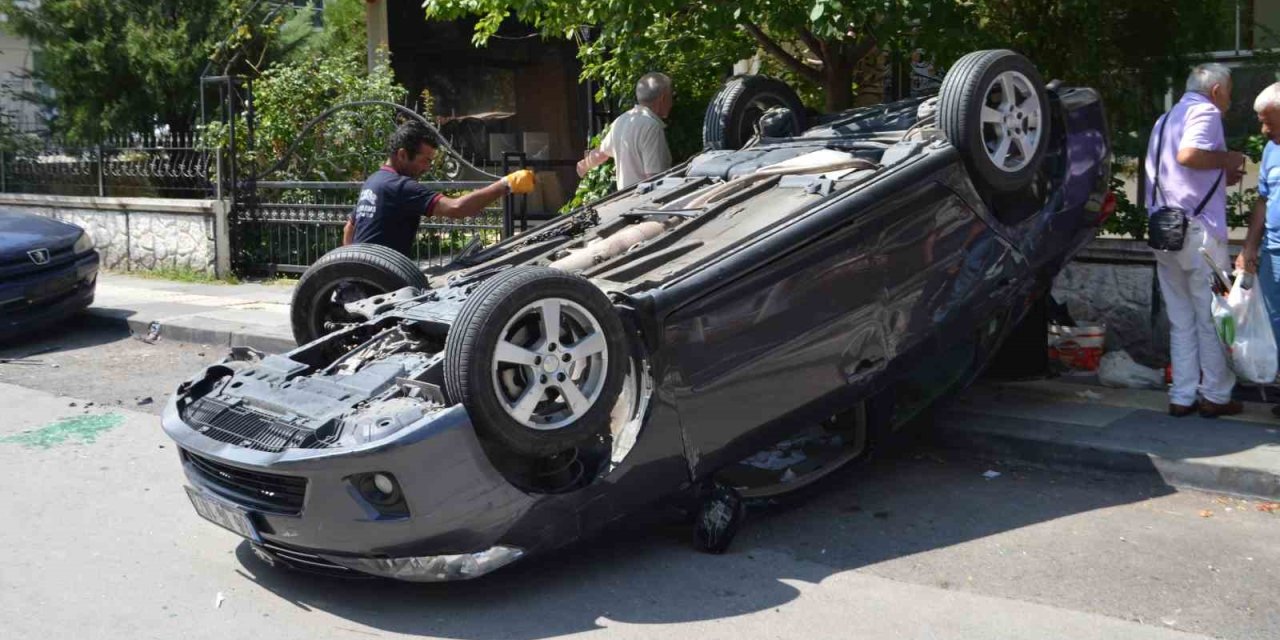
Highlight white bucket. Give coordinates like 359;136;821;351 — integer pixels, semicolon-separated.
1048;322;1106;371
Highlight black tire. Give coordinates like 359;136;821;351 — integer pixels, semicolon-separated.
939;50;1049;192
444;266;628;457
702;75;806;150
290;244;427;346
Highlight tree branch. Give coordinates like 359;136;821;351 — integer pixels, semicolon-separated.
797;27;826;66
740;22;821;84
848;35;878;64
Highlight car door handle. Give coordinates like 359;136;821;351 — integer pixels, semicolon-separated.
850;357;884;377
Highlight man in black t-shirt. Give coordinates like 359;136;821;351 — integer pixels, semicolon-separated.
344;122;535;257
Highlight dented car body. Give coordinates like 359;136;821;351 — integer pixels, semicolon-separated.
164;53;1111;581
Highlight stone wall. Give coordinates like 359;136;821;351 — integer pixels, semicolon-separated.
1051;240;1168;367
0;194;229;276
1050;238;1243;368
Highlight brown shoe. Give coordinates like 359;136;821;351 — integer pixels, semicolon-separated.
1199;399;1243;418
1169;403;1198;417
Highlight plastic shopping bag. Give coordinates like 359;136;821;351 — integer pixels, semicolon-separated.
1211;271;1278;384
1097;350;1165;389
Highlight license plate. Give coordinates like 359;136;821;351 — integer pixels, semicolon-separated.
185;486;260;541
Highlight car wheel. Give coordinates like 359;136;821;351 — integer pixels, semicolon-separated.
290;244;428;346
702;75;807;150
939;49;1049;193
444;266;628;457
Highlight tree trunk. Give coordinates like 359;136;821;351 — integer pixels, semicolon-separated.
822;52;855;112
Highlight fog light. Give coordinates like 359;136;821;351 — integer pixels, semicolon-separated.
373;473;395;495
321;545;525;582
348;472;409;517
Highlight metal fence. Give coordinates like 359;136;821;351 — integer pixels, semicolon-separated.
236;181;508;275
1;132;213;198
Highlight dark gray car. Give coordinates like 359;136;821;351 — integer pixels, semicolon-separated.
163;51;1113;581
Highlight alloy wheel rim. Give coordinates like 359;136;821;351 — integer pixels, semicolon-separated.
979;70;1042;173
491;297;609;430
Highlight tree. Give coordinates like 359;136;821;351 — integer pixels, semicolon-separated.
424;1;955;114
0;0;308;141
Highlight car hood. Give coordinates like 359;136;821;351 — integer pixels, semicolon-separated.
0;210;83;261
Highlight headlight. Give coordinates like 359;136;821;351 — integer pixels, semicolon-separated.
72;232;93;254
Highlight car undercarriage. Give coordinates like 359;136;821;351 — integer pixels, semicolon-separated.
164;50;1112;580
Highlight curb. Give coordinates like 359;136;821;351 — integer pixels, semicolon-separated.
84;307;296;354
933;416;1280;500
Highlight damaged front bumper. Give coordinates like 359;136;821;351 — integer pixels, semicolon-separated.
161;393;542;581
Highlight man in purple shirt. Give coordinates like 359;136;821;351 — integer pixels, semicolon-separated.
1144;63;1247;418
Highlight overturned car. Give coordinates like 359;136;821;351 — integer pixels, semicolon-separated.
163;51;1113;581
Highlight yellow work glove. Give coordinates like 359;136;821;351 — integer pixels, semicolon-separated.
503;169;536;195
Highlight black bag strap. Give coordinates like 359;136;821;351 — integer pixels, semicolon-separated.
1150;110;1225;216
1191;172;1223;217
1151;114;1170;207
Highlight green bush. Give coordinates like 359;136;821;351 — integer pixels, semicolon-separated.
201;55;419;184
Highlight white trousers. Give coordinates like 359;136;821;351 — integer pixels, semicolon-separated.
1154;220;1235;405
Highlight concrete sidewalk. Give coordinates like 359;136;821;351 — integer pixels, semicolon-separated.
80;272;1280;499
87;272;296;352
937;379;1280;500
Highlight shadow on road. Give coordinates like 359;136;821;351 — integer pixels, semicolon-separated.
0;313;132;356
229;447;1175;639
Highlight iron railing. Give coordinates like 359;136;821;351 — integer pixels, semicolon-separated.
1;132;212;198
236;180;507;275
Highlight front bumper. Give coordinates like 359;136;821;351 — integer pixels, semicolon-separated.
162;394;543;581
0;250;98;338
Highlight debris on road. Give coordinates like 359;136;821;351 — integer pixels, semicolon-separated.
1097;350;1165;389
1257;502;1280;513
1075;390;1104;402
982;470;1002;479
134;321;162;344
1199;510;1214;518
136;396;154;406
214;591;225;609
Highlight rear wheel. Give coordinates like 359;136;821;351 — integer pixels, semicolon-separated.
444;266;628;457
703;75;806;150
939;49;1049;193
290;244;427;346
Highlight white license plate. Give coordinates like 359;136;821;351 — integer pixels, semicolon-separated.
185;486;260;541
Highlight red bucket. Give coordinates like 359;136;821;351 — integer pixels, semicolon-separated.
1048;322;1106;371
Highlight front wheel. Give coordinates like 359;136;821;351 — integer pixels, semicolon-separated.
444;266;629;457
290;244;428;346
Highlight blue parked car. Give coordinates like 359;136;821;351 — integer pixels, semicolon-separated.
0;210;100;339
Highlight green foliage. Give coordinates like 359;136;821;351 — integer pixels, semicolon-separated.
203;56;411;183
424;1;947;117
285;0;369;68
0;0;301;141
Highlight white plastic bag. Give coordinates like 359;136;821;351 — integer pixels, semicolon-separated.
1097;350;1165;389
1211;272;1278;384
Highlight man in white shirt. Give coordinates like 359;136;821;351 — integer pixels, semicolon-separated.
577;72;674;190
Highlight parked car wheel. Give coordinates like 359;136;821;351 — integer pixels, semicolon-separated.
444;266;628;457
703;75;807;150
939;49;1049;193
290;244;428;346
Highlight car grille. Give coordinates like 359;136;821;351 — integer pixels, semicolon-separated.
183;396;328;453
254;541;371;579
0;246;76;279
182;450;307;515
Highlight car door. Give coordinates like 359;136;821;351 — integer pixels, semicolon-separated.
658;155;970;477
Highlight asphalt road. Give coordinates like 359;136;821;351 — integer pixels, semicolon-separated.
1;315;1277;640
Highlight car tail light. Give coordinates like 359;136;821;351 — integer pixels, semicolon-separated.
1097;191;1117;224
